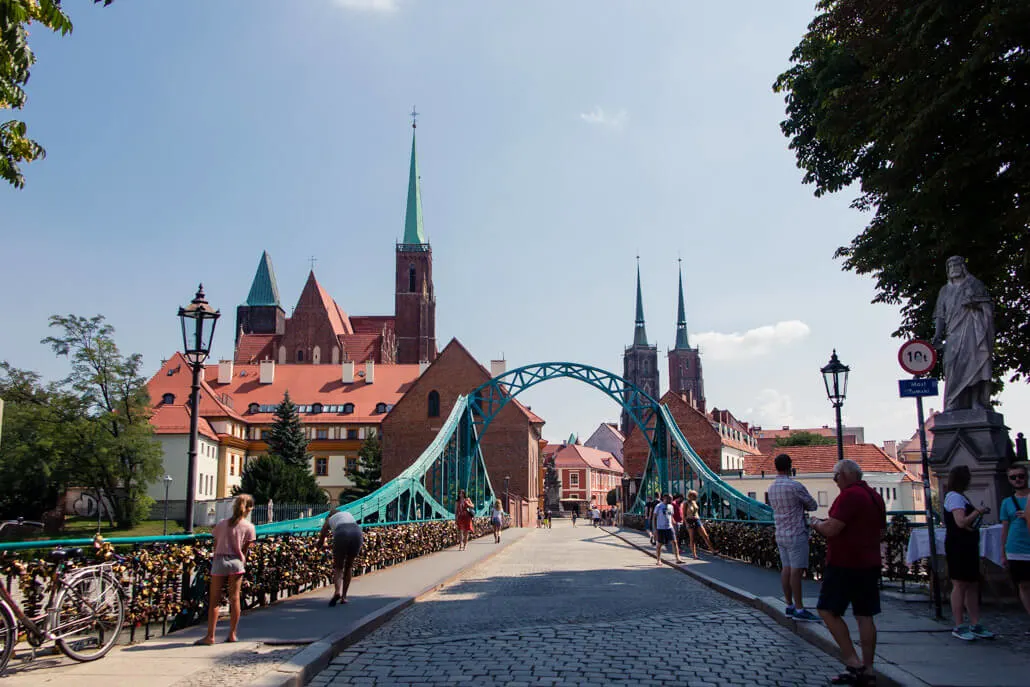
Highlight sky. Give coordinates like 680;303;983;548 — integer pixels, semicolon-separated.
3;0;1028;448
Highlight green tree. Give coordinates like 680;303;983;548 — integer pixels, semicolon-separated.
774;431;838;447
1;1;112;188
266;391;309;469
235;455;327;505
774;1;1030;383
343;434;382;501
43;314;162;527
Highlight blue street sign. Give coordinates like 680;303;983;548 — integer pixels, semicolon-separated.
899;378;939;398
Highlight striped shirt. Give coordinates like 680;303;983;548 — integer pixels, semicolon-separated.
767;475;818;541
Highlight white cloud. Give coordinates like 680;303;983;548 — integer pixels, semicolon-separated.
694;320;810;361
579;107;628;131
746;389;795;427
331;0;398;12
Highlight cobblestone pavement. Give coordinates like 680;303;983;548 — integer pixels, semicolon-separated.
312;523;844;686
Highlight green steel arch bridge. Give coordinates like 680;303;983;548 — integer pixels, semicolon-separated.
259;362;772;535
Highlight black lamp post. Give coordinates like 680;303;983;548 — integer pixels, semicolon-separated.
178;285;220;534
162;474;173;535
503;474;510;514
820;349;850;463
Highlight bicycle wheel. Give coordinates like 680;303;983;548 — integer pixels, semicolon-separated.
0;602;14;674
54;568;124;662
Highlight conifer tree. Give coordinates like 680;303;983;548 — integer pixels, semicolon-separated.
343;434;382;501
266;391;310;469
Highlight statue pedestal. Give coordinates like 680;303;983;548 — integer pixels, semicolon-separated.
929;409;1012;524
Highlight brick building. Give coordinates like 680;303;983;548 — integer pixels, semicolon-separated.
752;424;865;455
380;339;545;525
553;444;623;513
667;264;705;413
621;264;659;437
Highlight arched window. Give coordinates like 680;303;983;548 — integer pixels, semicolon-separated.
408;264;417;292
427;390;440;418
342;403;355;415
312;346;321;365
297;349;304;362
375;402;387;414
161;393;175;405
278;345;286;365
248;402;259;414
331;346;340;365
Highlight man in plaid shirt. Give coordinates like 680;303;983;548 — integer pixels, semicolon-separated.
767;453;819;622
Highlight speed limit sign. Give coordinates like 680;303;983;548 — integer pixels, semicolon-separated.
898;339;937;375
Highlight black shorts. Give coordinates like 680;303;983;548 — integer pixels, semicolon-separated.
657;528;674;545
817;565;881;617
332;524;363;565
945;539;981;582
1009;559;1030;585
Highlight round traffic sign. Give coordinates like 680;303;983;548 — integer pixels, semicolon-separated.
898;339;937;375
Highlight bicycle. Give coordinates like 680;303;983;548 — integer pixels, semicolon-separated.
0;547;125;674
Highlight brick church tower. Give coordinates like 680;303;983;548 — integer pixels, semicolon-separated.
394;122;437;365
621;263;659;436
668;262;705;413
235;250;286;341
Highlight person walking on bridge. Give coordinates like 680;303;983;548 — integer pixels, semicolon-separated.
318;506;364;606
198;494;255;645
645;490;660;545
456;489;475;551
653;494;683;565
767;453;820;623
811;459;885;686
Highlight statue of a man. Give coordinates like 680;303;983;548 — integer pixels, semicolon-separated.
931;256;994;411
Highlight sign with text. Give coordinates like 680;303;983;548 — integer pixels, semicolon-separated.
899;378;939;398
898;339;937;375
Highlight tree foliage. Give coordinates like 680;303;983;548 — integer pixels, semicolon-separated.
266;391;309;469
236;455;327;505
1;1;111;188
774;1;1030;383
775;431;838;447
342;434;381;502
42;314;162;527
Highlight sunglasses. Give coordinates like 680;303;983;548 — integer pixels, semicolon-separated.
1009;474;1027;481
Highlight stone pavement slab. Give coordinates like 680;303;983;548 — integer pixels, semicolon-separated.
0;529;528;687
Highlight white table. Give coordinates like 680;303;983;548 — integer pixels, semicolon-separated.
905;525;1005;567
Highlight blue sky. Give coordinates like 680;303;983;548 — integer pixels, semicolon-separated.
4;0;1028;447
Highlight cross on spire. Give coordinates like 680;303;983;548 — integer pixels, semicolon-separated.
308;256;318;272
410;105;419;129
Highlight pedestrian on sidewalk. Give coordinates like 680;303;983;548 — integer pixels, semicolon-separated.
653;494;683;565
571;510;578;527
944;465;995;640
811;459;885;685
456;489;475;551
683;491;717;559
671;494;685;547
490;499;504;543
537;509;543;528
1000;462;1030;632
767;453;820;623
645;490;660;545
317;507;364;606
591;506;601;527
198;493;255;645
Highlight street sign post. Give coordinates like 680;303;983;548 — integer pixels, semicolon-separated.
897;339;943;620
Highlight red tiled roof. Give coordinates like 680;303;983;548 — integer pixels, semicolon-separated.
753;426;837;439
743;444;919;482
234;334;278;364
151;404;219;440
317;282;353;336
554;444;624;474
340;333;380;363
350;316;394;334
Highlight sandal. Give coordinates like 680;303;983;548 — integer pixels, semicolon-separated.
829;666;872;685
328;594;340;607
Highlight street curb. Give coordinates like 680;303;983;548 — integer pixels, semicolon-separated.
247;530;528;687
603;527;931;687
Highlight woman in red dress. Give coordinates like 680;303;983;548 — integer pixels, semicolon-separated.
455;489;474;550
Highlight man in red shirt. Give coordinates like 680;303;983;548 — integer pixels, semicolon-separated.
812;459;886;686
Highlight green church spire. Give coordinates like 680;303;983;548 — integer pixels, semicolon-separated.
246;251;281;307
633;260;648;347
675;261;690;350
402;116;427;245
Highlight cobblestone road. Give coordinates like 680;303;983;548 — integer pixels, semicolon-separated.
312;522;844;686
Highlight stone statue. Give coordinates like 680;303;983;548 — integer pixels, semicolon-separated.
931;256;994;411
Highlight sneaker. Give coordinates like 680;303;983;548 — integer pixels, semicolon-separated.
785;605;796;617
951;625;976;641
969;624;995;639
792;609;820;623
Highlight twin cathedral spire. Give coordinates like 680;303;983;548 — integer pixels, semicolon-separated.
620;260;706;436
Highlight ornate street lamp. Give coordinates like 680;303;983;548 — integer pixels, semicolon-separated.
162;474;174;535
178;285;220;534
821;349;850;463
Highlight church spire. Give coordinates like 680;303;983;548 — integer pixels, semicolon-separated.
633;259;648;347
674;260;690;350
246;251;281;307
402;110;427;245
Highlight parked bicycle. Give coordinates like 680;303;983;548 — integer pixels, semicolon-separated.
0;547;125;674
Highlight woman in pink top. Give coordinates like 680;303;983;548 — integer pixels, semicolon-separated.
197;494;255;645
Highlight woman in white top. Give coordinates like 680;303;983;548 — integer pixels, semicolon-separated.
318;508;363;606
490;499;504;544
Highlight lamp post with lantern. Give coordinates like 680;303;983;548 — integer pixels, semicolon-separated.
162;474;174;535
820;350;850;463
178;285;220;534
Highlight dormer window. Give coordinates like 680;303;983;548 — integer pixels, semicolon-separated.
162;393;175;405
375;402;387;414
248;403;259;414
311;403;323;414
342;403;355;415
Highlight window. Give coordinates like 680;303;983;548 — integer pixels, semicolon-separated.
409;263;416;292
297;349;304;362
818;491;829;507
347;429;358;440
315;457;328;476
375;402;387;414
260;430;271;441
311;403;323;414
747;492;757;500
570;473;579;486
342;403;355;415
161;393;175;405
229;455;235;476
316;428;328;440
248;403;259;414
427;390;440;417
346;457;358;473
